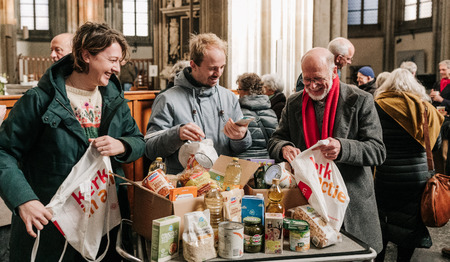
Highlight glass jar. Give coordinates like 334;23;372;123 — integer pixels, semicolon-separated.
243;217;263;253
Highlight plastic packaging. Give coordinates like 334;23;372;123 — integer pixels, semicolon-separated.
149;157;167;174
204;188;224;246
222;157;241;191
266;178;284;215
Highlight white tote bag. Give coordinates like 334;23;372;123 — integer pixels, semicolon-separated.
31;144;121;261
291;140;350;231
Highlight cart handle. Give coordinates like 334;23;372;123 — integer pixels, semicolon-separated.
116;219;142;262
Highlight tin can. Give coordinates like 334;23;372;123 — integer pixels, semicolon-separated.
218;221;244;259
265;163;295;188
289;220;310;252
186;153;214;169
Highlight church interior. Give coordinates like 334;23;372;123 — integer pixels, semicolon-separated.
0;0;450;261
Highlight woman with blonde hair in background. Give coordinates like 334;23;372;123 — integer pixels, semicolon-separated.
374;68;444;262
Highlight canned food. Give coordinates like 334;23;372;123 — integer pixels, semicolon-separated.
186;153;214;169
218;221;244;259
284;219;310;252
265;163;296;188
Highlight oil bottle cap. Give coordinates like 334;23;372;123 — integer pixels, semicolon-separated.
156;157;163;161
272;178;280;185
232;157;239;161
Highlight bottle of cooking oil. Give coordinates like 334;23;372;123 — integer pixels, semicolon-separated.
222;157;241;191
149;157;166;173
204;188;224;247
266;178;284;216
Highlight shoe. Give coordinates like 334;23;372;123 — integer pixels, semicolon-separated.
443;247;450;258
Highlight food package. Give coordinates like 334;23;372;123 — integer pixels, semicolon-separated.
221;188;244;222
169;186;197;201
143;169;175;198
151;215;181;262
184;171;219;196
290;205;341;248
182;210;217;262
265;213;283;254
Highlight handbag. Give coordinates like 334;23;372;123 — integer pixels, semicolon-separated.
420;104;450;227
31;144;121;261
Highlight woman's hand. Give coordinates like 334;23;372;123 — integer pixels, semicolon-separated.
89;135;126;156
18;200;52;238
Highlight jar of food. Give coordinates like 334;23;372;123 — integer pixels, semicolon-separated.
243;217;263;253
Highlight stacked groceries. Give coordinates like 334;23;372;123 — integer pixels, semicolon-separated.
142;140;349;262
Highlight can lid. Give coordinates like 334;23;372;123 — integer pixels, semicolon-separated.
243;216;261;224
264;164;281;185
194;152;213;168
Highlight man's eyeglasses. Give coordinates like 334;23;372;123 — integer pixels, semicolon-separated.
303;77;327;85
339;55;353;63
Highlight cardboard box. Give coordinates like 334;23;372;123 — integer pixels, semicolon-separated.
132;155;260;240
244;185;307;212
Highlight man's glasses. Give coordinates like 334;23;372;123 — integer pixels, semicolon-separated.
303;77;327;85
339;55;353;63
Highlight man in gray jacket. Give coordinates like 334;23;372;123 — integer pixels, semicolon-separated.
268;47;386;253
145;33;252;174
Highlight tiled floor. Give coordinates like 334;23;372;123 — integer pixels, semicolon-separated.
383;222;450;262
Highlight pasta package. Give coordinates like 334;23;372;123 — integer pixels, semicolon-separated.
290;205;341;248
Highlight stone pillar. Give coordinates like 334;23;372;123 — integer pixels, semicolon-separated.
200;0;229;88
0;0;18;84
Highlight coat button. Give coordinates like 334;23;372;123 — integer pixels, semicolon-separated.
52;122;56;127
44;116;49;121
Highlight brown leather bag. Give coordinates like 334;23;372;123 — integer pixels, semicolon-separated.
421;104;450;227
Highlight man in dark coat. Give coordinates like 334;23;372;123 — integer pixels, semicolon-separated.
268;47;386;253
357;66;377;95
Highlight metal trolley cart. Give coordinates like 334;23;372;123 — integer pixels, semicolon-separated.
116;219;377;262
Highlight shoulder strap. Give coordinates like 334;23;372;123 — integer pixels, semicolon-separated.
422;103;435;171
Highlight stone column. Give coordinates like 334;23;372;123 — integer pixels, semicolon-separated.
200;0;229;88
0;0;18;84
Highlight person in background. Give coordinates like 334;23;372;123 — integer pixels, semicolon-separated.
119;61;137;91
236;73;278;159
262;73;286;121
268;47;385;254
50;33;74;63
162;60;190;92
0;22;145;261
400;61;418;77
145;33;251;174
296;37;355;91
357;66;377;95
430;60;450;109
375;71;391;88
374;68;444;262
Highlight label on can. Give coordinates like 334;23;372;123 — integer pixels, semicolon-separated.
218;221;244;259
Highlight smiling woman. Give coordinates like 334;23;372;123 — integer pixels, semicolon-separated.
0;21;145;261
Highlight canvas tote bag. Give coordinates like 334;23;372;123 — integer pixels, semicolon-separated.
31;144;121;261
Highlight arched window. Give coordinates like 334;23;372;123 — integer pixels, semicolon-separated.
396;0;432;34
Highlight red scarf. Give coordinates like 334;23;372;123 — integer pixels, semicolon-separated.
440;78;450;92
302;76;340;148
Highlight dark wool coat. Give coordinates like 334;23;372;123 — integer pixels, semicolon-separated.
359;79;377;96
432;80;450;110
0;55;145;261
270;91;286;121
268;82;386;253
237;94;278;159
375;103;434;249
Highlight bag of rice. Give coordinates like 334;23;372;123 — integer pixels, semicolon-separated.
182;210;217;262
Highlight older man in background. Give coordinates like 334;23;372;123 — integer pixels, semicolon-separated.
357;66;376;95
296;37;355;91
269;47;386;254
50;33;73;63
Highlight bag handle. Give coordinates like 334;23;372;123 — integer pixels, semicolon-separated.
422;103;435;171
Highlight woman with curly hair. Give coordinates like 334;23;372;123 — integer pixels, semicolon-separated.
236;73;278;158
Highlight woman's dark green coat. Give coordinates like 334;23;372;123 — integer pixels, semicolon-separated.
0;55;145;261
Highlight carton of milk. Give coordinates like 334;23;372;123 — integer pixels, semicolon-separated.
241;194;265;225
151;215;181;262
